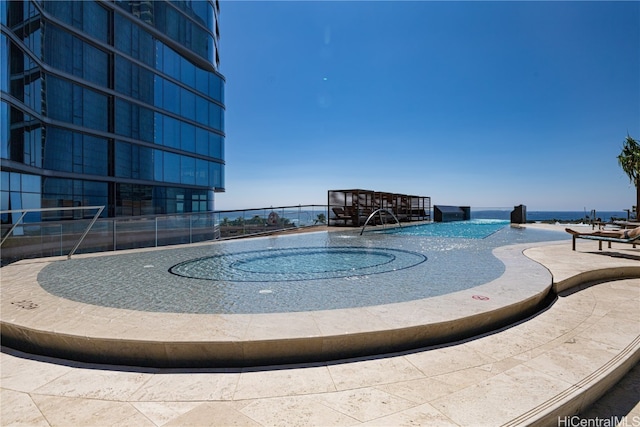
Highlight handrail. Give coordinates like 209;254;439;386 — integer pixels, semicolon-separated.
0;205;328;264
0;206;105;259
360;208;401;235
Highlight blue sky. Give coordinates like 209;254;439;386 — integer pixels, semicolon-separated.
215;1;640;211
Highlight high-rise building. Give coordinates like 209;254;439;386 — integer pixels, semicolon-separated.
1;0;225;222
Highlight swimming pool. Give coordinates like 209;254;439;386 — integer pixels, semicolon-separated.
379;219;509;238
37;221;569;314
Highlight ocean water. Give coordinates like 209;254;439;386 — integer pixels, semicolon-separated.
471;210;631;222
219;208;633;225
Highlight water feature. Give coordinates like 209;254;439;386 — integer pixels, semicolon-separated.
37;221;569;314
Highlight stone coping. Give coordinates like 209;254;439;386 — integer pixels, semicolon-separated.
2;235;557;368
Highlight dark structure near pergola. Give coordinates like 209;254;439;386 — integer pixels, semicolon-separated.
328;189;431;227
433;205;471;222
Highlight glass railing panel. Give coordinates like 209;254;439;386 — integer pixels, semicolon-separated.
153;215;188;247
1;205;329;264
113;217;159;250
189;213;218;243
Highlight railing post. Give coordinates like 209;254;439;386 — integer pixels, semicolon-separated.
67;206;105;259
0;211;28;246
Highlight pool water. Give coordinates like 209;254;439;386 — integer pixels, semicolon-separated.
38;222;569;314
377;219;509;238
170;247;427;281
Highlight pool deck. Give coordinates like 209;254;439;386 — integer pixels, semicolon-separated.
1;223;639;426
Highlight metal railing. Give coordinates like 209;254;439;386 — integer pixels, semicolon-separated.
1;206;104;260
0;205;328;265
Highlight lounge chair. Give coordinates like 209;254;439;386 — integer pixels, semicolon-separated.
331;207;352;226
570;233;640;251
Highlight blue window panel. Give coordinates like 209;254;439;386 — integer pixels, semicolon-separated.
181;122;195;152
0;35;7;93
209;132;223;159
138;67;154;105
44;24;73;74
196;158;208;186
21;174;40;194
23;125;42;168
1;172;8;192
208;103;222;130
164;152;180;183
72;133;83;173
22;191;40;210
139;106;154;143
208;35;215;66
44;24;108;87
163;79;180;115
72;84;83;126
154;39;164;72
195;66;208;95
153;112;164;146
1;102;8;159
154;74;164;109
0;2;6;26
0;191;8;219
209;73;223;101
139;146;154;180
164;116;180;149
43;127;72;172
184;0;210;28
82;1;108;43
153;149;164;181
181;89;196;121
195;127;208;156
115;57;132;96
115;141;132;178
195;95;208;126
43;177;73;197
44;1;108;43
43;2;72;28
83;89;109;132
82;88;108;131
9;172;21;191
209;162;222;188
83;135;108;176
131;145;140;178
46;76;73;122
82;41;108;87
115;99;131;137
31;74;42;113
180;59;195;87
181;156;195;185
9;191;22;211
162;44;180;80
114;14;132;56
138;30;155;67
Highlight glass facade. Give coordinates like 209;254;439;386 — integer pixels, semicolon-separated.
1;0;225;221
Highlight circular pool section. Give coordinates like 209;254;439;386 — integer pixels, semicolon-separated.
169;247;427;281
36;225;569;314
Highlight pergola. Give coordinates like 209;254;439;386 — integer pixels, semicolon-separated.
328;189;431;227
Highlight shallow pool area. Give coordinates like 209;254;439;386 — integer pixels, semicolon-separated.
169;247;427;281
36;222;570;314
